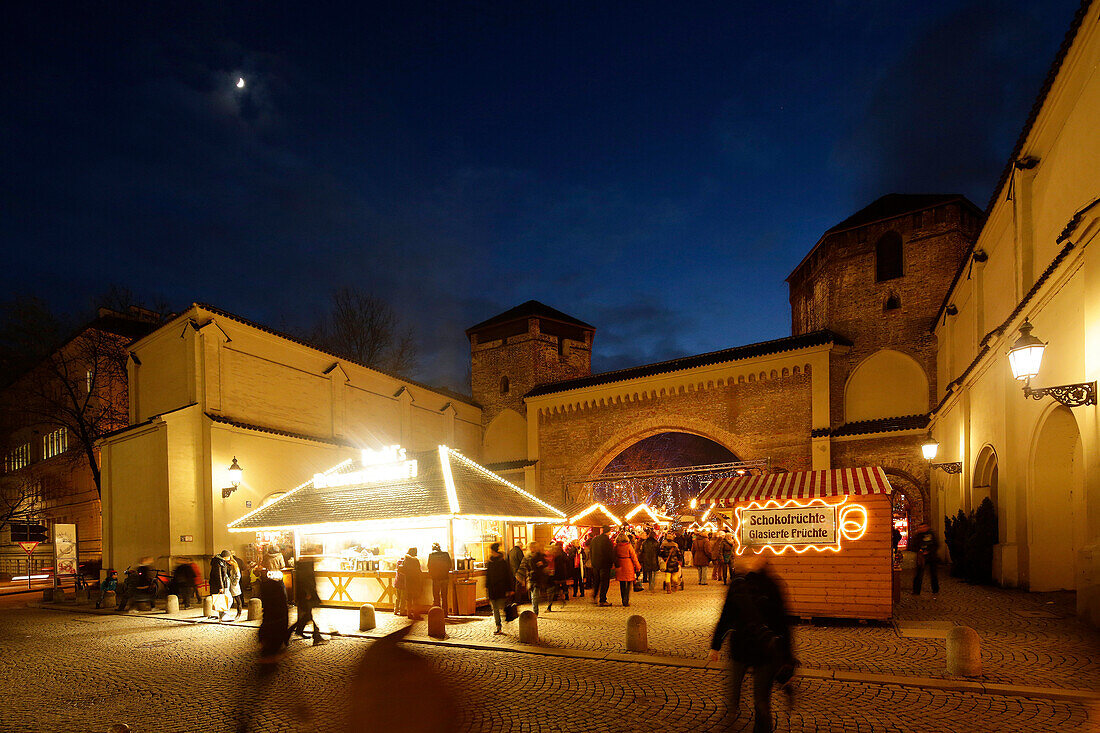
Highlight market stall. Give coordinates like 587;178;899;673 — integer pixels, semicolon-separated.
555;501;674;543
697;466;894;620
228;445;565;613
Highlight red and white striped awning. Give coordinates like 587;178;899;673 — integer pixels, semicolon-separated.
698;467;892;506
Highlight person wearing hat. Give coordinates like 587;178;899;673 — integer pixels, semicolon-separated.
427;542;454;616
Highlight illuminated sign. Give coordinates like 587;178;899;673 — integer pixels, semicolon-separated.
734;496;868;555
313;445;418;488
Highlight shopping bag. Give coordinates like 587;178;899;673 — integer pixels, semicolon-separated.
633;580;644;592
211;591;231;613
504;602;519;622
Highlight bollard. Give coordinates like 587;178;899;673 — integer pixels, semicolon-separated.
106;725;131;733
946;626;981;676
518;610;538;644
165;594;180;614
359;603;376;631
202;595;214;618
248;597;262;621
101;590;116;608
42;589;55;602
626;614;648;652
427;606;446;639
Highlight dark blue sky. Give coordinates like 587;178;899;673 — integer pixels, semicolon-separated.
0;1;1079;390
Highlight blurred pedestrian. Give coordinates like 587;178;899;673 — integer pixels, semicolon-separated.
258;569;290;660
394;555;407;617
547;542;570;611
485;542;511;635
426;542;453;616
507;539;527;602
911;524;940;596
95;569;117;609
568;539;584;597
638;530;660;585
209;551;230;620
614;533;641;607
290;557;326;645
709;552;794;733
171;560;199;610
521;541;548;615
663;544;683;593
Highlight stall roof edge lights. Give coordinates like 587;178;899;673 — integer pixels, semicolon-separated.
567;502;622;525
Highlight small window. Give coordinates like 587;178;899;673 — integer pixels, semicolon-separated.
884;293;901;311
500;376;510;395
875;232;903;282
4;443;30;472
43;428;68;459
557;337;566;358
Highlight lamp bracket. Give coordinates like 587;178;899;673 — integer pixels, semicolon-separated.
930;462;963;475
1023;381;1097;408
221;487;237;499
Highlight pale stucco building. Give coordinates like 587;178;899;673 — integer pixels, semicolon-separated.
929;1;1100;623
100;304;482;570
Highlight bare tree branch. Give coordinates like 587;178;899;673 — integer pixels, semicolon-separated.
308;287;419;375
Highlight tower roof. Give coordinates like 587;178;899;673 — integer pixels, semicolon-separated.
824;193;975;234
466;300;594;337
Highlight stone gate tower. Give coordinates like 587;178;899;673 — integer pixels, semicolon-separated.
467;300;595;428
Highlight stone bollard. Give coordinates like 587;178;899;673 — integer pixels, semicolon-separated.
106;724;131;733
42;589;55;602
626;614;648;652
248;597;262;621
518;610;538;644
946;626;981;676
359;603;376;631
427;606;446;639
101;590;116;608
165;594;180;614
202;595;214;618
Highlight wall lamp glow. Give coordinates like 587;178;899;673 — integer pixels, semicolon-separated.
920;437;961;474
222;457;243;499
1008;319;1095;407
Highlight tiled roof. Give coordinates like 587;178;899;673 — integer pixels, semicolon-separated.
525;330;849;398
206;413;357;447
482;459;538;472
228;448;564;531
829;414;930;438
466;300;594;335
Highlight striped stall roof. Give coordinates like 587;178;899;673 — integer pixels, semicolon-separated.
698;467;892;506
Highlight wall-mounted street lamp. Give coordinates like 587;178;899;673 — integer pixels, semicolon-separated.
921;436;962;474
1007;319;1096;407
221;457;243;499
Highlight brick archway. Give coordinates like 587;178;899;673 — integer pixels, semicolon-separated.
882;466;928;526
581;416;748;477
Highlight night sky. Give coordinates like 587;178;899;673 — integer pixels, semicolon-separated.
1;1;1079;391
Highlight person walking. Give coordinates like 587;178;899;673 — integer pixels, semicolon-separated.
709;553;793;733
208;552;230;620
638;530;660;586
485;543;512;635
614;533;642;607
226;551;244;620
567;540;584;597
393;555;407;617
257;569;290;661
664;544;684;592
718;533;734;585
588;526;615;606
426;542;453;616
520;541;548;615
507;540;528;603
402;548;424;620
547;542;570;611
692;532;713;585
911;523;940;596
290;557;326;645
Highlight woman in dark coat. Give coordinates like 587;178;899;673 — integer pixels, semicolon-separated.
257;571;290;661
485;543;512;634
402;548;424;620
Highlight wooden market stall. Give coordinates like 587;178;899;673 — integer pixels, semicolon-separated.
696;466;894;621
228;445;565;613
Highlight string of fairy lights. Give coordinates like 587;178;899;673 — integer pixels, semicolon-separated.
572;459;771;515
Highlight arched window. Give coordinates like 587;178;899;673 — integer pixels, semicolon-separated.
875;231;903;281
499;376;510;395
884;293;901;311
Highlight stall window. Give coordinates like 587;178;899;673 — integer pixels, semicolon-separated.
510;524;527;548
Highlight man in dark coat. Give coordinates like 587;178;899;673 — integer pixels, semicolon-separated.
638;531;661;585
426;542;453;616
171;561;199;609
485;542;512;634
587;527;615;606
911;524;940;596
507;540;527;602
258;571;290;660
709;553;793;733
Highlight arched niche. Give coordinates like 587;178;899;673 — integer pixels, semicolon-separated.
482;408;527;465
844;349;928;422
1028;406;1082;591
972;445;1000;541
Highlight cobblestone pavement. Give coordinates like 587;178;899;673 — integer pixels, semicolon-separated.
40;570;1100;691
1;607;1094;733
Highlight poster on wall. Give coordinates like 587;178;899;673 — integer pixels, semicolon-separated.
54;523;78;575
